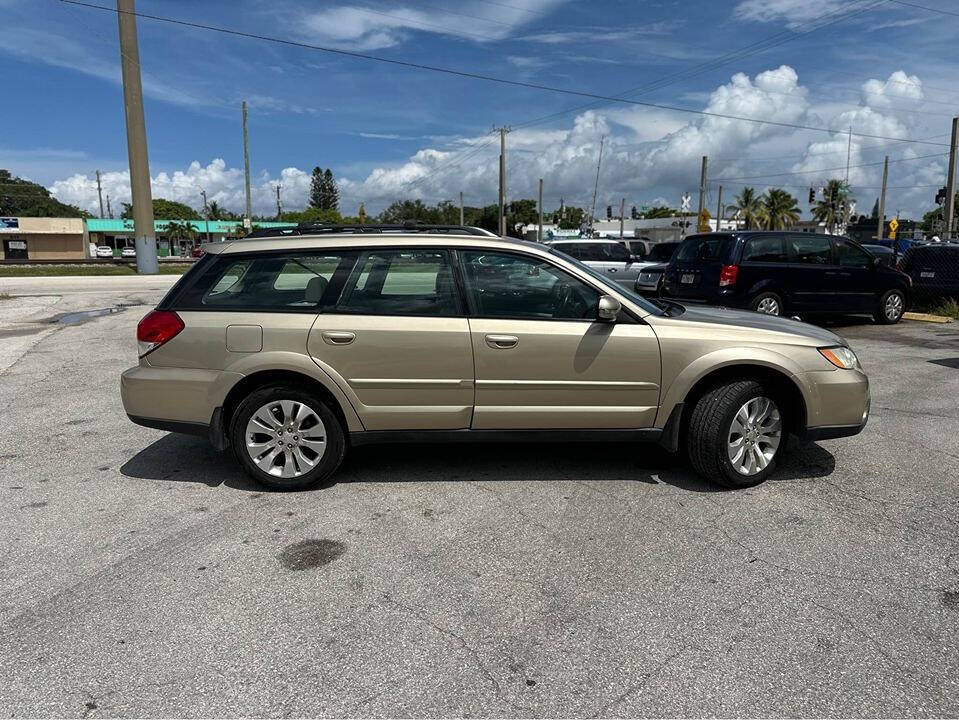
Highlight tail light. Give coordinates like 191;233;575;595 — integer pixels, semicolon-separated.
719;264;739;287
137;310;184;357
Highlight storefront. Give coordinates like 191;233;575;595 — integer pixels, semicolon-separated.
85;219;292;257
0;217;88;260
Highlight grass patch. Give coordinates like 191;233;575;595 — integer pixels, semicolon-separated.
0;263;191;277
0;292;11;301
924;297;959;320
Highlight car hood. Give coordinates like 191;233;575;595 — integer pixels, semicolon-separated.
661;303;847;347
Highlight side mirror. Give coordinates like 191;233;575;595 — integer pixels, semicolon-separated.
597;295;621;322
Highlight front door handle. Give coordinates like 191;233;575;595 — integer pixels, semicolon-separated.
322;331;356;345
485;334;518;349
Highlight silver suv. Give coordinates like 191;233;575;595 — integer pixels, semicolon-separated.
122;224;870;491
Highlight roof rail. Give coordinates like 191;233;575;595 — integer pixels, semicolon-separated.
244;221;495;239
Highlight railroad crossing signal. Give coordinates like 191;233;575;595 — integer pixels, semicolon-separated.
680;193;691;212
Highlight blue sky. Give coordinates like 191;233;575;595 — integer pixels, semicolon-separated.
2;0;958;218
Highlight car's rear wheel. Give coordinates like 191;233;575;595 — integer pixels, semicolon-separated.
687;380;784;488
230;385;346;491
875;289;905;324
750;291;784;316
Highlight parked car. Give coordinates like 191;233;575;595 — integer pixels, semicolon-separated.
122;224;870;492
95;245;113;259
635;263;668;295
545;238;649;286
121;246;136;258
192;246;205;258
661;231;911;324
898;243;959;299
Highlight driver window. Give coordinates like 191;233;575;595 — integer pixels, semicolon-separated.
458;250;600;320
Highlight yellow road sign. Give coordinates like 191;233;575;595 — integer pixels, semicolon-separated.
889;217;899;232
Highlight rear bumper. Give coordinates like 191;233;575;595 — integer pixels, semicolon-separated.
121;364;241;426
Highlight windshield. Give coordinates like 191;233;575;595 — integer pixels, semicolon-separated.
548;247;664;315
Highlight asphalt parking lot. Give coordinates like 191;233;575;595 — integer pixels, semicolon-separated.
0;277;957;718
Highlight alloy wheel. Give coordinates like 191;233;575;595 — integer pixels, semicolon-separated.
727;396;782;476
756;297;781;315
245;400;327;478
885;292;904;321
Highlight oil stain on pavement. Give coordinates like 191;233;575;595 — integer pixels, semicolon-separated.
279;539;347;570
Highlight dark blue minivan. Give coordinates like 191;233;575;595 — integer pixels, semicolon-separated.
661;231;912;324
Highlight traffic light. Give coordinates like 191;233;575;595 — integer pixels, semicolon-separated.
808;187;815;204
606;205;612;220
936;186;947;205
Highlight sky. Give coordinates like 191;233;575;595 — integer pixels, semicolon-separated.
1;0;958;220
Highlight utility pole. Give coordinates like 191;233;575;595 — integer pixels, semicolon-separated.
495;126;509;236
95;170;105;219
944;117;958;240
619;197;625;239
538;179;544;242
275;184;282;219
715;185;723;233
876;156;888;244
696;156;708;232
200;188;210;242
117;0;157;274
459;191;464;226
589;135;606;236
242;100;252;227
845;126;853;185
106;195;112;219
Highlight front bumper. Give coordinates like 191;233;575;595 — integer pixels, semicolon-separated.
801;368;870;438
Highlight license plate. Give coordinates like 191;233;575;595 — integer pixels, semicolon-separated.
920;271;935;278
681;273;695;284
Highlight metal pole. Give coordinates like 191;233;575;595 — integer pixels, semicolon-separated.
876;156;888;244
944;117;958;240
96;170;105;219
117;0;157;274
619;197;625;238
589;135;605;236
459;191;464;226
538;179;544;242
715;185;723;233
242;100;252;226
697;156;708;232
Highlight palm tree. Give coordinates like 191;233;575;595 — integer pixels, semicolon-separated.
206;200;225;220
758;188;801;230
811;179;852;233
726;187;762;229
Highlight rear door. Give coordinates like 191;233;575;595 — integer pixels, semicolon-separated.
785;233;835;311
306;248;475;431
739;234;790;300
597;241;640;285
662;234;733;301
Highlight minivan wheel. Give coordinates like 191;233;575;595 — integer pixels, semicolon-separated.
750;292;783;316
687;380;784;488
875;289;905;325
230;385;346;491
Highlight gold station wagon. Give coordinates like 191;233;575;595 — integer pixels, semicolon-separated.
121;223;870;491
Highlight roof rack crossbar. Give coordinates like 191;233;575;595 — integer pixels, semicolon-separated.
244;222;492;239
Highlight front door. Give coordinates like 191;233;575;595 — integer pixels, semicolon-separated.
457;249;661;430
307;248;474;431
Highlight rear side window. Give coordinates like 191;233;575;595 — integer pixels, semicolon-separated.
557;243;600;261
742;236;787;263
674;235;732;262
334;249;459;316
789;234;833;265
174;251;356;310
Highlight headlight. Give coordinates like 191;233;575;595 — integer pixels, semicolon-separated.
819;346;861;370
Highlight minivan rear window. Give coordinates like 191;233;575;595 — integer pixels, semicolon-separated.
674;235;733;262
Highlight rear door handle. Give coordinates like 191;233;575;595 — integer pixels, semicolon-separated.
322;331;356;345
485;334;518;349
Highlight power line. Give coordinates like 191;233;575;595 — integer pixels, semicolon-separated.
713;151;948;181
54;1;949;148
889;0;959;17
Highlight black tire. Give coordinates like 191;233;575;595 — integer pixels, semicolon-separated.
686;380;784;489
874;288;905;325
750;291;784;316
230;384;346;491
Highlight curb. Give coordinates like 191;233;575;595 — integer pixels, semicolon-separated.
902;312;954;324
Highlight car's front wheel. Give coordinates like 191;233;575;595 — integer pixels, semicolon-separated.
875;289;905;324
230;385;346;491
687;380;784;488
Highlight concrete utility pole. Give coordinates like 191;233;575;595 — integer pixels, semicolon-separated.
619;197;625;238
106;195;112;219
945;117;959;240
459;191;464;226
495;126;509;236
95;170;105;219
589;135;605;236
715;185;723;233
274;184;282;219
200;189;210;241
117;0;157;274
538;179;544;242
242;101;252;227
876;156;889;243
696;156;708;232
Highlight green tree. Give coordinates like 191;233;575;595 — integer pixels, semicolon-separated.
357;203;368;223
555;205;586;230
758;188;801;230
121;198;200;220
726;187;763;230
0;169;88;217
280;207;343;224
643;206;675;219
309;167;339;211
811;179;852;233
377;199;441;224
206;200;227;220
